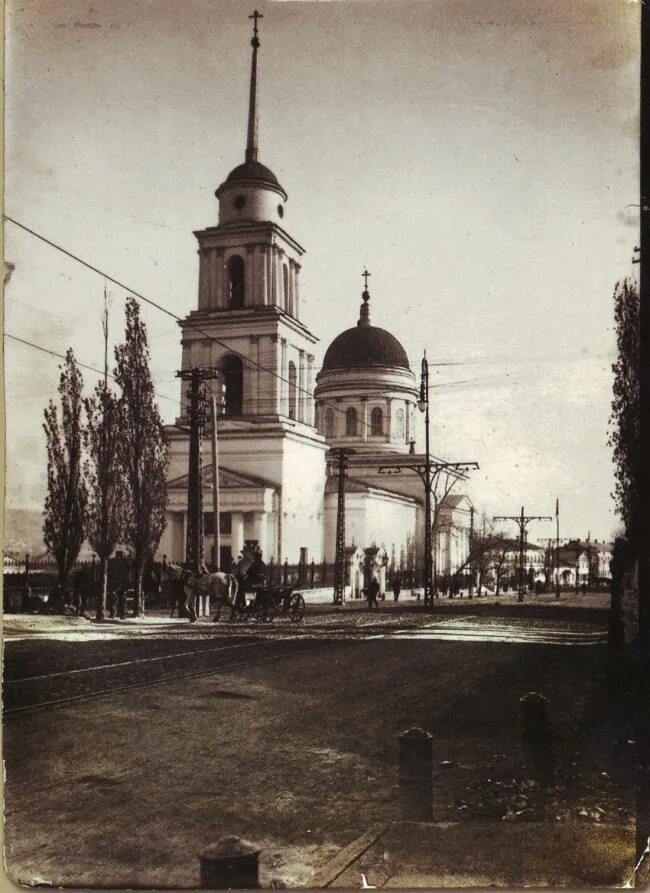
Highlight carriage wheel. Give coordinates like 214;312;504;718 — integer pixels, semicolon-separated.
230;603;247;623
288;593;305;622
255;599;275;623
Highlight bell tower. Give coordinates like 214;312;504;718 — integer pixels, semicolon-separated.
176;9;319;424
165;11;327;567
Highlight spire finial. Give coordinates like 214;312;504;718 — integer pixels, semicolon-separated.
249;9;262;47
358;269;371;327
245;11;263;163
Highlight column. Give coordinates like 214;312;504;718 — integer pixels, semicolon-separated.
280;338;288;415
277;249;285;310
267;247;273;306
258;244;268;305
288;259;295;316
198;250;208;309
294;262;300;319
361;398;368;442
249;335;259;413
386;397;393;443
245;244;255;307
298;350;306;422
271;334;281;413
256;336;262;414
269;247;277;305
231;512;245;562
306;355;315;425
209;249;219;308
405;400;411;444
219;249;228;307
253;512;268;556
182;511;188;562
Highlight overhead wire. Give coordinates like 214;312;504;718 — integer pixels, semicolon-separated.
5;214;567;445
4;331;264;436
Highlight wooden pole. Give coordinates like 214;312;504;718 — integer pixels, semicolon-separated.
211;395;221;571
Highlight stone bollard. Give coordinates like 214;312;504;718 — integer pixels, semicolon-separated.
520;692;554;786
199;835;260;889
398;727;433;821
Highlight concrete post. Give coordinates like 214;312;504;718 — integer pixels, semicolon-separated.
398;727;433;821
520;692;554;785
199;835;260;889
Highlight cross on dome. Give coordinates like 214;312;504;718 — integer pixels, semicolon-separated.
249;9;262;47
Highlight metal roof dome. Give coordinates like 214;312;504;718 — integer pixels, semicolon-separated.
322;325;411;371
225;160;280;188
321;283;410;372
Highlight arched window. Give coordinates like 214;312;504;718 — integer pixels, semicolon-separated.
228;255;245;308
395;407;405;441
325;408;334;437
370;407;383;436
283;263;290;314
345;407;358;437
221;355;243;415
288;361;297;419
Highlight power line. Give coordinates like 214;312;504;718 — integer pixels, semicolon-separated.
3;331;269;436
6;215;554;443
5;215;385;439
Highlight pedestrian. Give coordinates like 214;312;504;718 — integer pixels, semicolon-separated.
367;577;380;610
392;574;401;602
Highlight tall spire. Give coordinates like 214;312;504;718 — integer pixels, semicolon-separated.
246;10;263;163
358;268;371;327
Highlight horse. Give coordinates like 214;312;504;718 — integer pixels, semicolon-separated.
160;562;189;618
183;571;238;622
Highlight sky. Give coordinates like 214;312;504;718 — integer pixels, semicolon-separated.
4;0;640;546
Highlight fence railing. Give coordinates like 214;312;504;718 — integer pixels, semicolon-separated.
3;554;422;592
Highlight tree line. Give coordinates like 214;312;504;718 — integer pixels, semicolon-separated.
42;298;169;619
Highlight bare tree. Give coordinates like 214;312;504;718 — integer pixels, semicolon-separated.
43;349;87;589
114;298;169;616
430;468;464;587
490;534;510;595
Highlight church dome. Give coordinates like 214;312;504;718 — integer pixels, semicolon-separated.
322;326;411;372
225;160;280;188
321;284;411;372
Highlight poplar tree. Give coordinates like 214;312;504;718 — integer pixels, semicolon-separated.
84;382;126;620
43;348;87;588
114;298;169;615
608;277;640;539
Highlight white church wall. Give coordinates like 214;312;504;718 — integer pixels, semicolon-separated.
322;489;417;566
280;435;326;562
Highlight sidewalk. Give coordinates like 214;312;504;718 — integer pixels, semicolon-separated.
312;820;635;888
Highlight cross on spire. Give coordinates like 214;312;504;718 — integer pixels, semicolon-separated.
249;9;263;46
245;11;263;162
362;269;371;290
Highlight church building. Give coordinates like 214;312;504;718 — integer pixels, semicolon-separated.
159;13;471;592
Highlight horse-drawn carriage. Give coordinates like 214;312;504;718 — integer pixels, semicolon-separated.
166;549;306;624
228;584;305;623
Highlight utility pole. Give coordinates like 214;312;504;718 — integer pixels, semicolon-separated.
468;505;475;599
493;507;552;602
210;383;226;570
176;367;219;574
555;498;561;600
378;454;479;609
329;448;355;605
